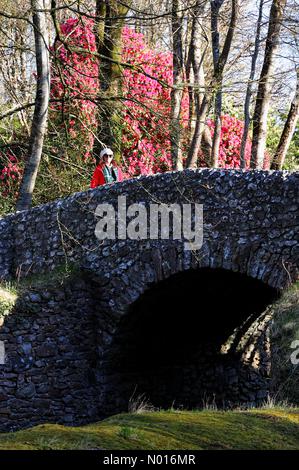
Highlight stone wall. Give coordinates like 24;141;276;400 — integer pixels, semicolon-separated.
0;215;14;281
0;275;101;431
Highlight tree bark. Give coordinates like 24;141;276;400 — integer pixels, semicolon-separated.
271;68;299;169
240;0;264;169
185;0;210;168
211;0;238;168
16;0;50;211
250;0;287;169
94;1;131;162
186;94;211;168
171;0;184;171
210;0;223;168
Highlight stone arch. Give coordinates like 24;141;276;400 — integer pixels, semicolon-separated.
95;239;288;322
95;262;280;415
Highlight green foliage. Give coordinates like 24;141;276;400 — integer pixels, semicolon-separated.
0;284;17;319
221;95;243;119
0;198;16;217
15;263;80;291
266;110;299;170
0;263;79;303
117;426;136;440
31;156;93;206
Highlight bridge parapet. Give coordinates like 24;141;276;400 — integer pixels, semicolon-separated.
0;169;297;292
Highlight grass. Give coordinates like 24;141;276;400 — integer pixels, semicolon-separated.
0;409;298;450
14;263;80;291
0;283;18;320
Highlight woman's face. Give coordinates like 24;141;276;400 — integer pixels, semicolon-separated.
103;154;113;165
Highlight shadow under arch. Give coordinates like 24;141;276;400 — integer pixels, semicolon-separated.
100;267;280;413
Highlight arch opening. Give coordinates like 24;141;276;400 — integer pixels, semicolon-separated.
101;268;279;413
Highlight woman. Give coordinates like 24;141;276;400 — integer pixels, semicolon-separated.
90;148;123;188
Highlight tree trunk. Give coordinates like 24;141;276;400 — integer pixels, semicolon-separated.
240;0;264;168
16;0;50;211
271;69;299;169
94;1;131;162
211;0;238;168
210;0;223;168
186;95;211;168
250;0;287;169
171;0;184;171
186;0;209;168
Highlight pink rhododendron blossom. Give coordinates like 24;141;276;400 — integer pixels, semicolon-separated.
50;19;270;174
204;115;270;169
0;154;22;197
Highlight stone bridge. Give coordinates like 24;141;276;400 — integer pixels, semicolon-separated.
0;169;298;430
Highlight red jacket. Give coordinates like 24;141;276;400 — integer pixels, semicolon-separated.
90;163;124;188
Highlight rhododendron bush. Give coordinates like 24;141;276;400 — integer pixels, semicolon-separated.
49;18;268;174
204;115;269;169
0;154;22;199
50;21;174;175
50;17;98;163
121;28;173;175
